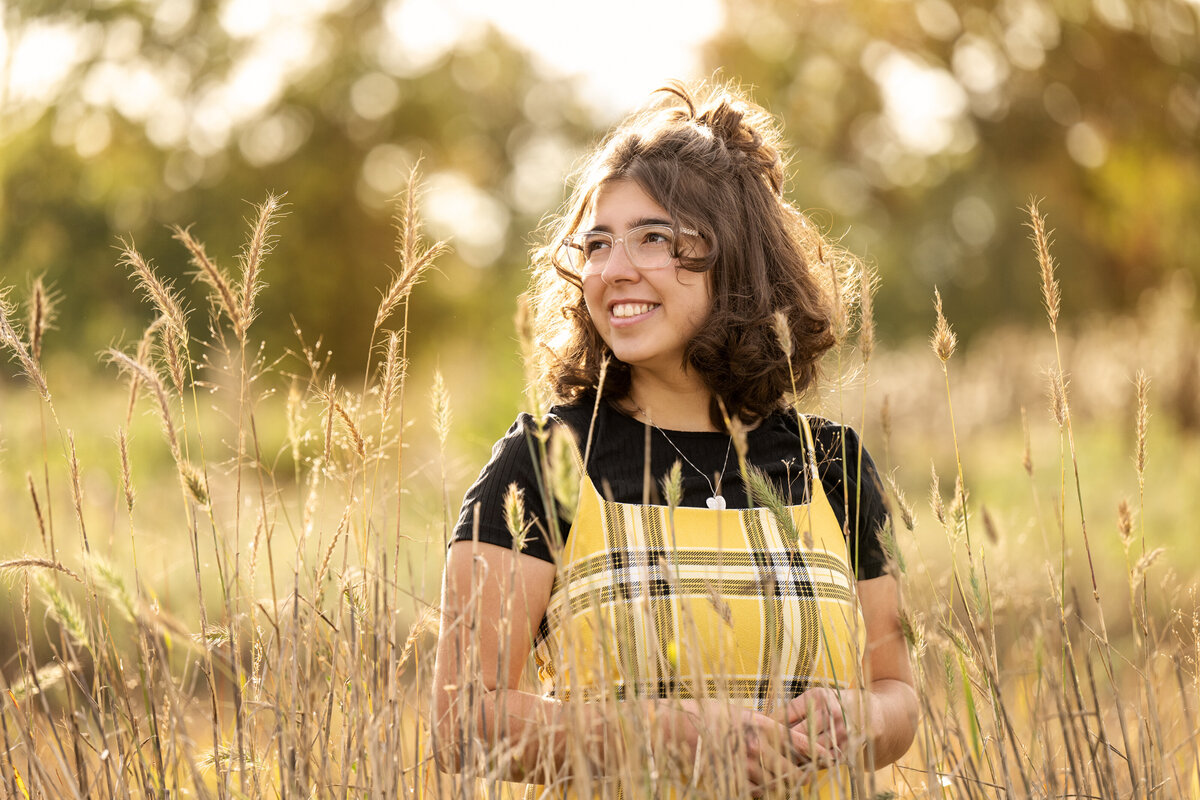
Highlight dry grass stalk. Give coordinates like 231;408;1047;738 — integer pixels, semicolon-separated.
34;573;90;651
125;316;166;426
332;394;366;458
120;238;189;345
1135;370;1150;487
502;482;530;552
430;369;452;449
316;504;353;596
107;349;182;463
27;275;55;363
67;432;88;553
286;378;303;472
118;427;135;514
0;286;51;401
162;326;188;397
772;309;793;359
1117;498;1135;545
322;375;337;464
931;288;957;363
1027;199;1061;333
828;260;849;346
0;558;81;583
181;461;210;507
858;267;877;363
379;331;405;426
174;223;242;332
376;165;449;332
238;193;286;335
660;460;683;510
929;462;946;525
884;472;915;532
1048;369;1068;429
8;662;72;700
26;473;47;551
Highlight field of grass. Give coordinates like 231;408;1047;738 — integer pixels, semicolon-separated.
1;189;1198;798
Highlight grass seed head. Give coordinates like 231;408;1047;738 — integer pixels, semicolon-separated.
35;573;91;652
430;369;452;448
503;482;530;552
238;193;286;334
772;309;794;359
121;239;189;345
859;266;877;363
119;428;134;514
661;459;683;509
0;285;52;401
28;275;56;363
1117;498;1135;545
549;426;580;522
1048;369;1069;429
931;288;957;363
181;461;210;507
1027;198;1061;333
1135;369;1150;484
377;165;448;331
884;472;915;533
174;225;242;334
929;463;947;526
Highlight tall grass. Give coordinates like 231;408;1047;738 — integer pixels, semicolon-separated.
0;184;1197;799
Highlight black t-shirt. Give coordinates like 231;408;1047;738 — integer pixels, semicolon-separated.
452;396;891;580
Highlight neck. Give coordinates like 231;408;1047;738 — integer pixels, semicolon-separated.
626;368;717;432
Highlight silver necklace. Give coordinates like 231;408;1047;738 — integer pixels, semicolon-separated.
634;405;733;510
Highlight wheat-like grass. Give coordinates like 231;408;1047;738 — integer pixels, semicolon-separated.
27;275;54;364
238;193;286;336
119;238;189;345
2;188;1197;800
375;165;448;334
174;223;242;333
0;285;51;401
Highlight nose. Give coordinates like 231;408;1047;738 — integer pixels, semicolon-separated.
598;236;639;285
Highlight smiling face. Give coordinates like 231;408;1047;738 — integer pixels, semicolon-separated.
581;179;712;384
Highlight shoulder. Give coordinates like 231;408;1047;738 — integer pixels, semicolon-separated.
765;411;863;457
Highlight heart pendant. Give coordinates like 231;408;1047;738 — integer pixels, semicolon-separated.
705;495;727;510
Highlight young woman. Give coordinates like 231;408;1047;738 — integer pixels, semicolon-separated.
433;82;917;798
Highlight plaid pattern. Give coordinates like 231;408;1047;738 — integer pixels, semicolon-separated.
525;416;866;799
532;417;865;712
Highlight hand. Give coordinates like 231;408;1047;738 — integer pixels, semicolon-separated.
784;688;877;763
662;700;831;797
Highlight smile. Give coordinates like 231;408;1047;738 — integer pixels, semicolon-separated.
611;302;660;319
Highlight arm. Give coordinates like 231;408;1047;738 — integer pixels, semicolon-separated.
786;574;918;768
432;541;826;788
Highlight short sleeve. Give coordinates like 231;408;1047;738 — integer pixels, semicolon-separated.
811;421;891;581
450;414;563;563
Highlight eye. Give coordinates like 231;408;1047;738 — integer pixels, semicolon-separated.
581;233;612;256
635;227;674;247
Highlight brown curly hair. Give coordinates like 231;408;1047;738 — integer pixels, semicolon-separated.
526;80;860;430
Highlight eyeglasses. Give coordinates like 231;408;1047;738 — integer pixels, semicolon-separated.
561;224;701;277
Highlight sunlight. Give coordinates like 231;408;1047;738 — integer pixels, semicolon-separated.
865;43;968;156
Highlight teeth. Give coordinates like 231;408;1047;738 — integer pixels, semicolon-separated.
612;303;658;318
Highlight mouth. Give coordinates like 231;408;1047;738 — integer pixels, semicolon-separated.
610;301;660;320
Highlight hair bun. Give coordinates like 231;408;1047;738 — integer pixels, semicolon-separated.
696;95;783;195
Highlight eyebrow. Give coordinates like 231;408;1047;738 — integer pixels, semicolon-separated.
584;217;678;234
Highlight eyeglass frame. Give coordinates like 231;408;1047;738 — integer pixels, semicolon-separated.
559;223;704;277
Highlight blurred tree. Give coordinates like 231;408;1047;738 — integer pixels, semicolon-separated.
0;0;596;441
702;0;1200;340
2;0;1197;383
